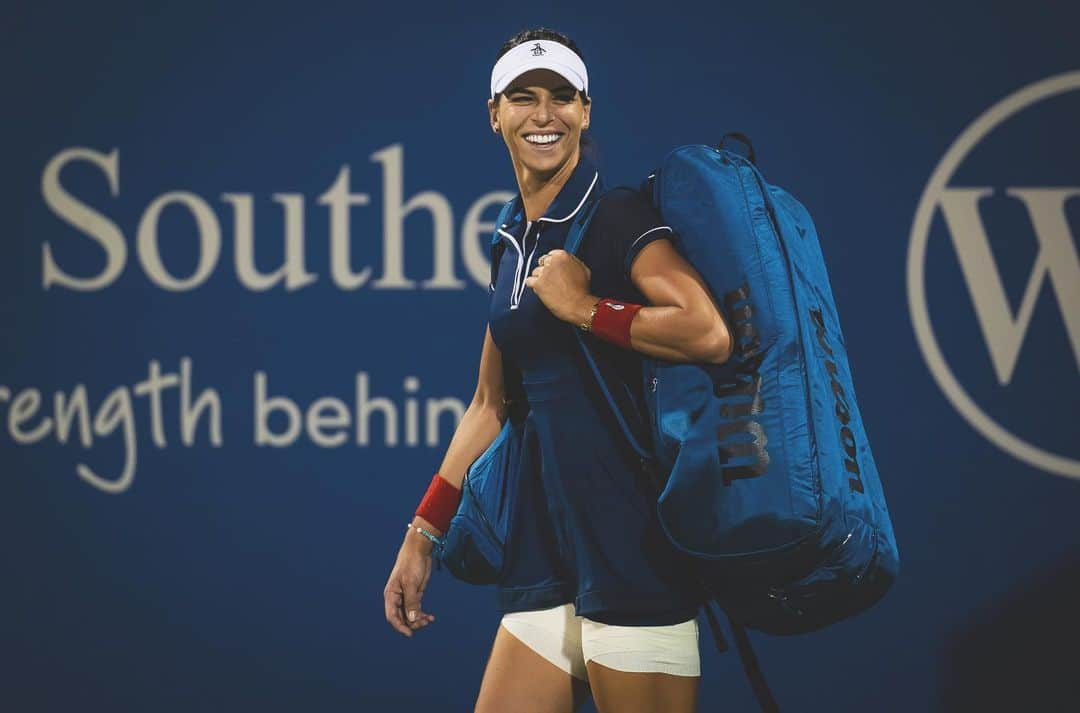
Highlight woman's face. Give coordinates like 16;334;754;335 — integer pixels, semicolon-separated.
488;68;591;182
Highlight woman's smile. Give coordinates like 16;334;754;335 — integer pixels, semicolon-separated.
523;132;565;150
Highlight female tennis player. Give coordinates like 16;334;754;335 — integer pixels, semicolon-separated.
384;28;731;713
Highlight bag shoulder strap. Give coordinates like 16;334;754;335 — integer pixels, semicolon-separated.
489;199;517;291
563;196;653;464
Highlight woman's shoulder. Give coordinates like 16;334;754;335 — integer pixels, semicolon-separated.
595;186;655;216
590;185;668;241
578;185;672;287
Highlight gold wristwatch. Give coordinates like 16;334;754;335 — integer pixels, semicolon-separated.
579;300;599;332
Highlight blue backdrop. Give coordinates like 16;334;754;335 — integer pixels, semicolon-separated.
3;1;1078;710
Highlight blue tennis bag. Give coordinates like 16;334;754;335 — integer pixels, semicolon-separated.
566;137;900;636
438;416;524;585
437;201;531;585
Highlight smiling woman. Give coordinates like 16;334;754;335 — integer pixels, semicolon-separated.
487;32;594;227
489;47;590;195
384;26;731;713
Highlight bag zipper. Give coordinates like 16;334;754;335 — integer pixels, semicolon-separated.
737;156;823;524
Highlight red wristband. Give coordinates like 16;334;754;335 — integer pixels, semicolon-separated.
590;298;643;349
415;473;461;534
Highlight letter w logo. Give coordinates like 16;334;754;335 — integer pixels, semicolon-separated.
939;187;1080;385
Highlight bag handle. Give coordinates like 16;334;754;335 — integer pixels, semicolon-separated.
718;131;757;165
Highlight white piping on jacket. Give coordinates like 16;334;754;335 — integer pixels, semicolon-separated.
494;171;600;309
537;172;599;223
496;221;539;310
628;225;673;253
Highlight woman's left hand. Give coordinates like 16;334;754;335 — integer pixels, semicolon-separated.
524;250;594;323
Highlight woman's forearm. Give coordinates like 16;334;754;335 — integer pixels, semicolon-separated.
571;293;730;364
410;399;506;541
433;398;507;490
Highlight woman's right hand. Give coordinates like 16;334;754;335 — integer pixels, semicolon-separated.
383;524;437;637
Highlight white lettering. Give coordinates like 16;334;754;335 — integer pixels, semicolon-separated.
41;147;126;290
39;144;507;293
307;397;350;447
371;144;464;289
224;192;318;291
180;357;223;447
939;187;1080;384
77;385;137;493
254;371;302;447
317;166;374;289
136;191;222;291
425;398;465;447
54;385;93;447
132;359;180;447
355;371;398;445
10;388;52;444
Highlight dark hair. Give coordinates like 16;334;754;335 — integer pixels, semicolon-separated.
493;27;590;105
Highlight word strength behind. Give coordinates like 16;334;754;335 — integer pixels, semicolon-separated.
0;358;466;494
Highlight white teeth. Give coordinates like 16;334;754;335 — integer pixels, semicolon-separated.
525;134;561;144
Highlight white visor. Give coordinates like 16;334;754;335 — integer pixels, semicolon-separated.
490;39;589;99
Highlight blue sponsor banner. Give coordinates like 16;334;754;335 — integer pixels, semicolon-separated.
3;1;1077;710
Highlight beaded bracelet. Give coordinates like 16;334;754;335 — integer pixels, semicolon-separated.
407;522;446;549
407;523;444;571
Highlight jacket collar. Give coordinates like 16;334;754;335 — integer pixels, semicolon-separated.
495;153;602;242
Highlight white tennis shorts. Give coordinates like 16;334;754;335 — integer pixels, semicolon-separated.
499;602;700;681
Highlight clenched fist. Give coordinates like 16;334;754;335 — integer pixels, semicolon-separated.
523;249;597;324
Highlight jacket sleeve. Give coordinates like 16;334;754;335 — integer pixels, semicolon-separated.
594;188;674;285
